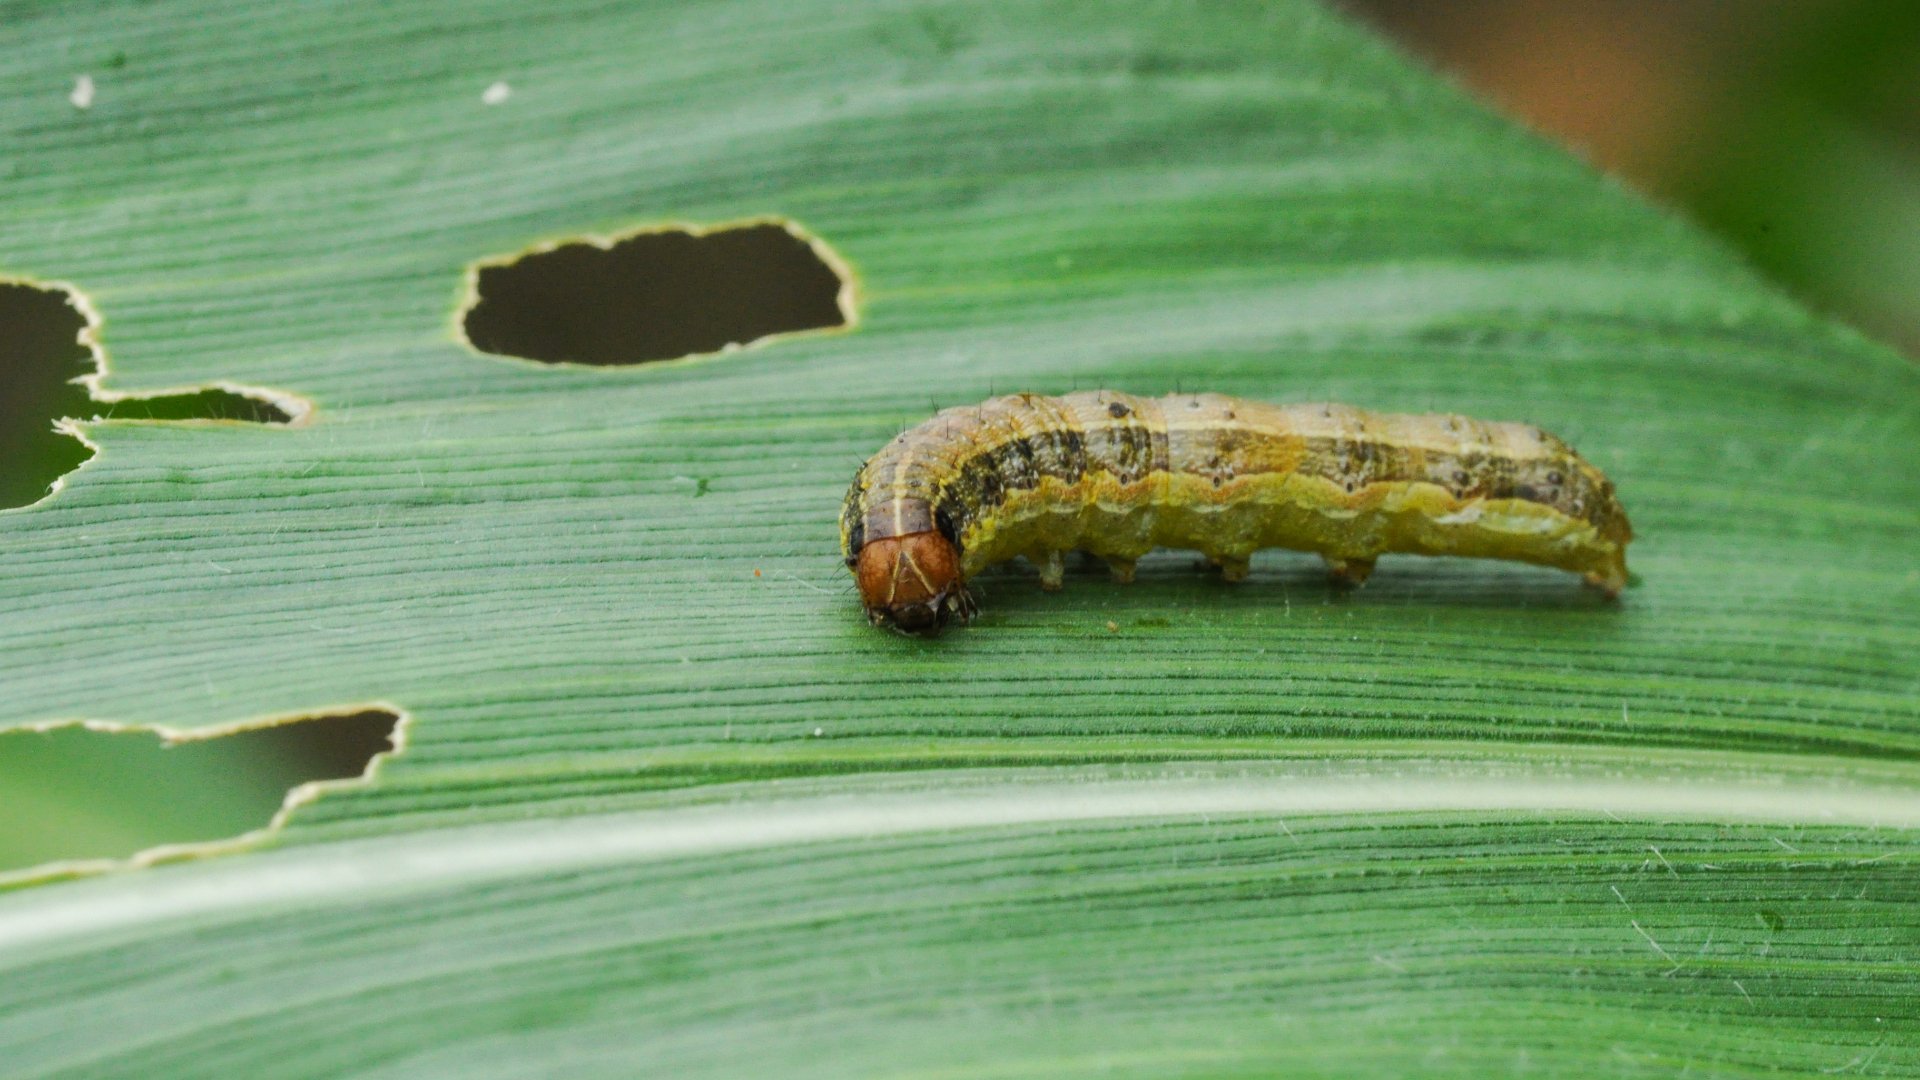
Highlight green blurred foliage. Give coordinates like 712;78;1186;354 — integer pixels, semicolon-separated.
0;285;94;511
1673;2;1920;356
0;715;394;876
1348;0;1920;356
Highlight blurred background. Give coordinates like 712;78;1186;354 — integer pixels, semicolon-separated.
1343;0;1920;358
2;0;1915;876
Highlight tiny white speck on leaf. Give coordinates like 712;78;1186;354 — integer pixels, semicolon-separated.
69;75;95;110
811;727;824;737
481;81;511;106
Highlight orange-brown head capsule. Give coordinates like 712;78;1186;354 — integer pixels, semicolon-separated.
853;531;971;634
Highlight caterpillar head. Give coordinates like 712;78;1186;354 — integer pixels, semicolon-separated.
853;532;972;635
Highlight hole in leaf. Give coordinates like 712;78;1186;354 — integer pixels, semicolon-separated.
0;281;297;511
0;709;400;880
460;219;854;366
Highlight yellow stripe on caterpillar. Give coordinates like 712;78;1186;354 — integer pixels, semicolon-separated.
841;391;1631;634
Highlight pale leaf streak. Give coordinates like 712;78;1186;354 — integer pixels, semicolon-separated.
773;570;836;596
1630;920;1682;976
1821;1044;1884;1075
1647;845;1678;878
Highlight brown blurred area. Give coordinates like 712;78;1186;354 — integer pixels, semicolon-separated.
1342;0;1920;358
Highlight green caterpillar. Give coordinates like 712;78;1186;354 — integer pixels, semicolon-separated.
843;392;1631;633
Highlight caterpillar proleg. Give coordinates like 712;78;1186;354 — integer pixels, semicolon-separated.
841;392;1631;634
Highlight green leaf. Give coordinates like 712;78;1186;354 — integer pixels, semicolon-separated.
2;0;1916;1075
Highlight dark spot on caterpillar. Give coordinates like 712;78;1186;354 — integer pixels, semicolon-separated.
1547;470;1564;486
1514;483;1540;501
1108;401;1130;419
989;435;1042;491
1338;436;1379;487
934;506;960;548
1086;418;1139;482
1117;422;1156;482
844;517;865;566
974;468;1003;507
1452;469;1471;488
1187;398;1202;410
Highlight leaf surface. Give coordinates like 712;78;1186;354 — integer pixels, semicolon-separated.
1;1;1916;1075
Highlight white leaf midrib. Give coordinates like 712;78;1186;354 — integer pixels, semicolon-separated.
2;755;1916;954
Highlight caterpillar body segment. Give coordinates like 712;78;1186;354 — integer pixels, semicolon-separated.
842;392;1631;634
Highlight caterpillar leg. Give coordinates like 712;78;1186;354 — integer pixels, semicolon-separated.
1211;555;1251;583
1104;556;1137;584
1324;555;1376;588
1583;569;1625;599
1036;550;1066;591
947;582;979;623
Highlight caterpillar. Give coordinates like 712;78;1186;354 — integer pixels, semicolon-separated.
841;392;1632;634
